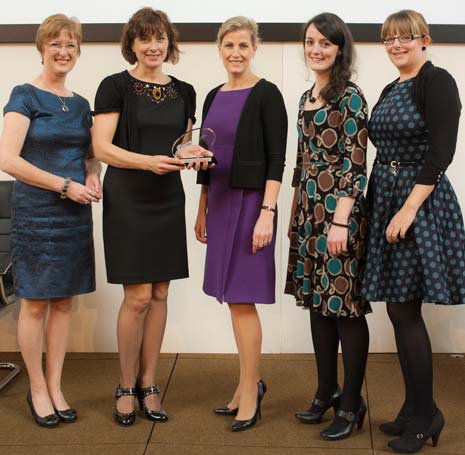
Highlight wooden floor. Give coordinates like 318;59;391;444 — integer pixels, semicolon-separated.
0;352;464;454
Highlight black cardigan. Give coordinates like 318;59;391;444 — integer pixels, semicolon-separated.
372;61;462;185
197;79;288;189
93;70;196;151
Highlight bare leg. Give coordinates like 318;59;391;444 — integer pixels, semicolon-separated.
228;303;262;420
17;298;54;416
45;297;73;411
138;281;169;411
116;283;152;413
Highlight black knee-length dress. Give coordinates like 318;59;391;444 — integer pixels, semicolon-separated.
94;71;196;284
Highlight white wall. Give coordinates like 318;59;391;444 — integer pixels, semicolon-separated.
0;40;464;353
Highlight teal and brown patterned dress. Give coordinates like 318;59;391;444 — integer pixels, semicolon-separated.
285;82;371;318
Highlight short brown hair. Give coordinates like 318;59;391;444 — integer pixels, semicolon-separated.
381;10;429;40
217;16;259;47
36;14;82;56
121;8;180;65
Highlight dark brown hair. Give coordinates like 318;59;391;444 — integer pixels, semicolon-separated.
302;13;355;103
121;7;180;65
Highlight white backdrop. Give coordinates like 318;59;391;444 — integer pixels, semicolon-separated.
1;0;464;24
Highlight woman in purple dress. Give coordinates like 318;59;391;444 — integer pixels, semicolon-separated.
195;17;287;432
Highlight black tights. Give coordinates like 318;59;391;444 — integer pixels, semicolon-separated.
310;311;369;412
387;300;436;425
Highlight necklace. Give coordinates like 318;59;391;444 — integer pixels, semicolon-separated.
40;78;70;112
307;84;320;103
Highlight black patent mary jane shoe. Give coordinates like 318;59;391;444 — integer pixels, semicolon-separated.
231;379;267;432
320;398;367;441
114;385;136;426
214;405;238;416
26;391;60;428
295;386;341;424
136;384;168;422
54;407;78;423
388;409;445;454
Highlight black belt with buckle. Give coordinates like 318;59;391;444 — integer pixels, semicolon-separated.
374;159;419;176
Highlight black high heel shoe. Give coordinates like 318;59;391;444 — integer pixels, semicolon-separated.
231;379;266;432
379;413;410;436
54;407;78;423
388;408;444;454
114;385;136;426
295;386;341;424
26;391;60;428
320;397;367;440
214;405;238;416
136;383;168;422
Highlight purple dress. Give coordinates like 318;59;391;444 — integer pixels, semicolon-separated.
202;88;277;304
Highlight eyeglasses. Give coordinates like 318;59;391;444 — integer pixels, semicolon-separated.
382;34;423;46
47;41;79;52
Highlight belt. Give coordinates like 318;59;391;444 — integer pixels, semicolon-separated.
374;159;420;176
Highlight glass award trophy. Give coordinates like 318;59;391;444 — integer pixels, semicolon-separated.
171;127;216;164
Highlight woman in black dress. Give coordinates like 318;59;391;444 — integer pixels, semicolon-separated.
361;9;464;454
93;7;205;426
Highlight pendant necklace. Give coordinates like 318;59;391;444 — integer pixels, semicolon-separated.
308;84;319;103
40;78;70;112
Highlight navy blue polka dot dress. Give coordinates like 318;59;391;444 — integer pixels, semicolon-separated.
362;79;465;304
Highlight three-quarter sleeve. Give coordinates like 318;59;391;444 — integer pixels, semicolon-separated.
94;75;123;114
416;69;462;185
4;85;34;119
292;93;306;187
337;87;368;199
262;84;288;182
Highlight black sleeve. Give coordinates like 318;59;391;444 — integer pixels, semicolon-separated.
184;82;196;125
261;83;288;182
93;74;123;115
416;69;462;185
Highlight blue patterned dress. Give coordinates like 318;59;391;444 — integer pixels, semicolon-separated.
4;84;95;299
362;80;465;304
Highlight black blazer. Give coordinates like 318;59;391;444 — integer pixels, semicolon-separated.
372;61;461;185
197;79;288;189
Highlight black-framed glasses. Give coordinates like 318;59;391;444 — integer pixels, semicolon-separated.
382;34;423;46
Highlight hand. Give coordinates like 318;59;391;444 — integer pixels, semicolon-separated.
386;206;417;243
149;155;185;175
185;149;215;171
327;224;349;256
66;181;100;205
194;210;207;244
252;210;274;253
85;173;102;201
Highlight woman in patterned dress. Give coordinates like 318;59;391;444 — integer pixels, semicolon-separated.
285;13;370;440
93;8;208;426
361;10;463;454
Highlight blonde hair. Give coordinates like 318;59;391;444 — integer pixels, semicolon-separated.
217;16;259;47
381;9;429;39
36;14;82;56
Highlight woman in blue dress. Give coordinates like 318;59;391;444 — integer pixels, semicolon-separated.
361;10;464;454
0;15;100;427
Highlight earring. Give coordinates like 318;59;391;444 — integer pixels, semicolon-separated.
422;46;426;51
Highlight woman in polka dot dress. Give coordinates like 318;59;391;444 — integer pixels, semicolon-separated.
361;10;463;454
286;13;371;441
